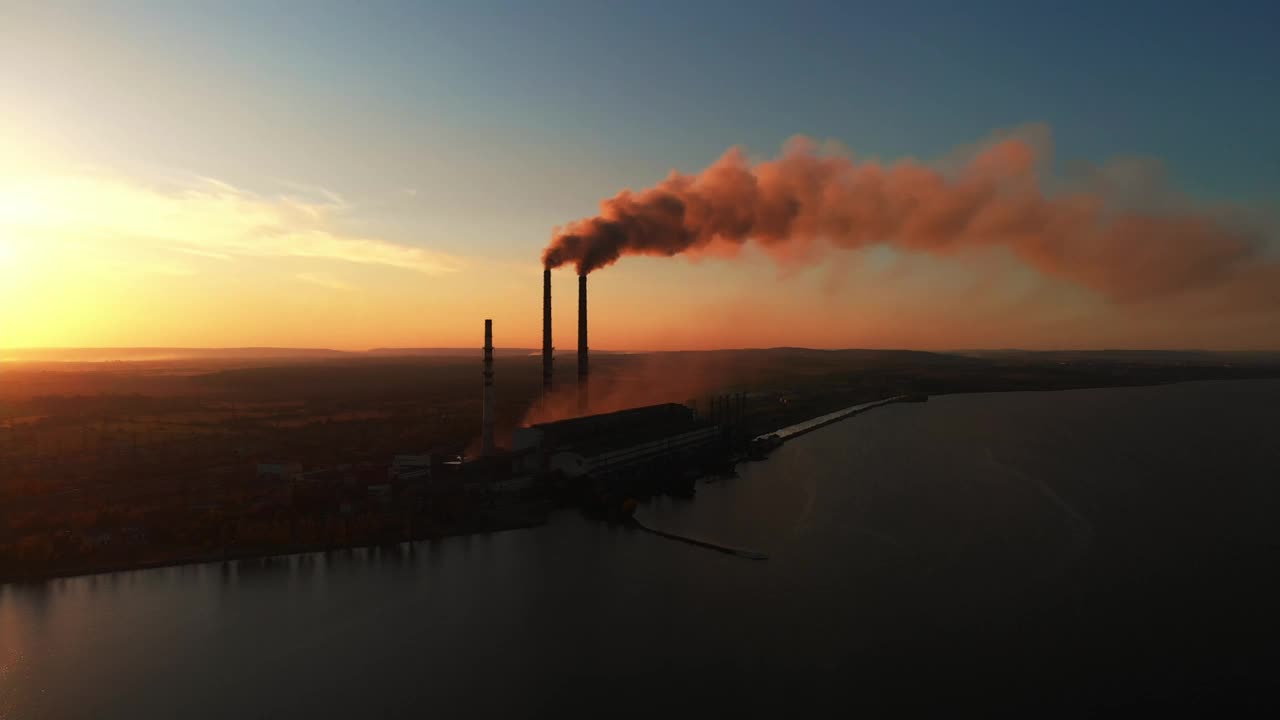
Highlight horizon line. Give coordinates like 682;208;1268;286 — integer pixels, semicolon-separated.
4;345;1280;357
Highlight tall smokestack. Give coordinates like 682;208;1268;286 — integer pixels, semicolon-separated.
482;318;495;457
577;274;589;413
542;269;553;397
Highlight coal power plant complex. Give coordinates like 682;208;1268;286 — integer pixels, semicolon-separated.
462;271;750;516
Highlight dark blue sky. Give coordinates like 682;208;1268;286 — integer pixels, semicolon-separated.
15;0;1278;203
186;0;1278;197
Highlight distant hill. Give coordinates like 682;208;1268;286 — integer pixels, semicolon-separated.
953;349;1280;366
1;347;352;363
364;348;539;357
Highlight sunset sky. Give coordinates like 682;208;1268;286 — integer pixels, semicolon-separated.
3;1;1278;351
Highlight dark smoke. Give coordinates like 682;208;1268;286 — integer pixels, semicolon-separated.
543;134;1275;305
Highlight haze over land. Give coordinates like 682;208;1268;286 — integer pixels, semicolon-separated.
0;347;543;364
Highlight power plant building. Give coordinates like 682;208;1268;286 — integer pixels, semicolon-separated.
512;403;719;479
468;272;743;498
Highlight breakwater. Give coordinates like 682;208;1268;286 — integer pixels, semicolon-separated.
759;394;915;443
630;517;768;560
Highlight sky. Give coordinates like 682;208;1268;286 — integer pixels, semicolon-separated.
2;0;1278;351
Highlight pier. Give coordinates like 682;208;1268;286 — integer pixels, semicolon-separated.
757;394;916;443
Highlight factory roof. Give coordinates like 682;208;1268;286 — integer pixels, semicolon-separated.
532;403;711;457
531;402;691;433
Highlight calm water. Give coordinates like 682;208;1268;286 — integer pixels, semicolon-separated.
3;380;1278;716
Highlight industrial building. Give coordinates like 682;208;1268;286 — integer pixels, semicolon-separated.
466;271;740;500
512;403;721;479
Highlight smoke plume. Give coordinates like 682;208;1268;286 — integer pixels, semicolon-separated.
543;133;1275;305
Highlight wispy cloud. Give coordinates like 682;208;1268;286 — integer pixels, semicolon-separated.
268;178;348;206
171;246;234;261
133;261;198;277
295;271;353;291
0;173;462;275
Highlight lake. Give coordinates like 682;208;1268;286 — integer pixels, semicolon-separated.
3;380;1278;716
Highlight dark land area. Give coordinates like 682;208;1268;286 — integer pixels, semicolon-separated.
2;347;1278;582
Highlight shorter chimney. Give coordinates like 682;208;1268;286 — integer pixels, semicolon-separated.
577;274;588;413
542;268;553;397
482;319;495;456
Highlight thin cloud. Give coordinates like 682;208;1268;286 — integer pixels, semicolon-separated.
0;172;462;275
171;246;234;261
295;272;353;291
268;177;348;206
